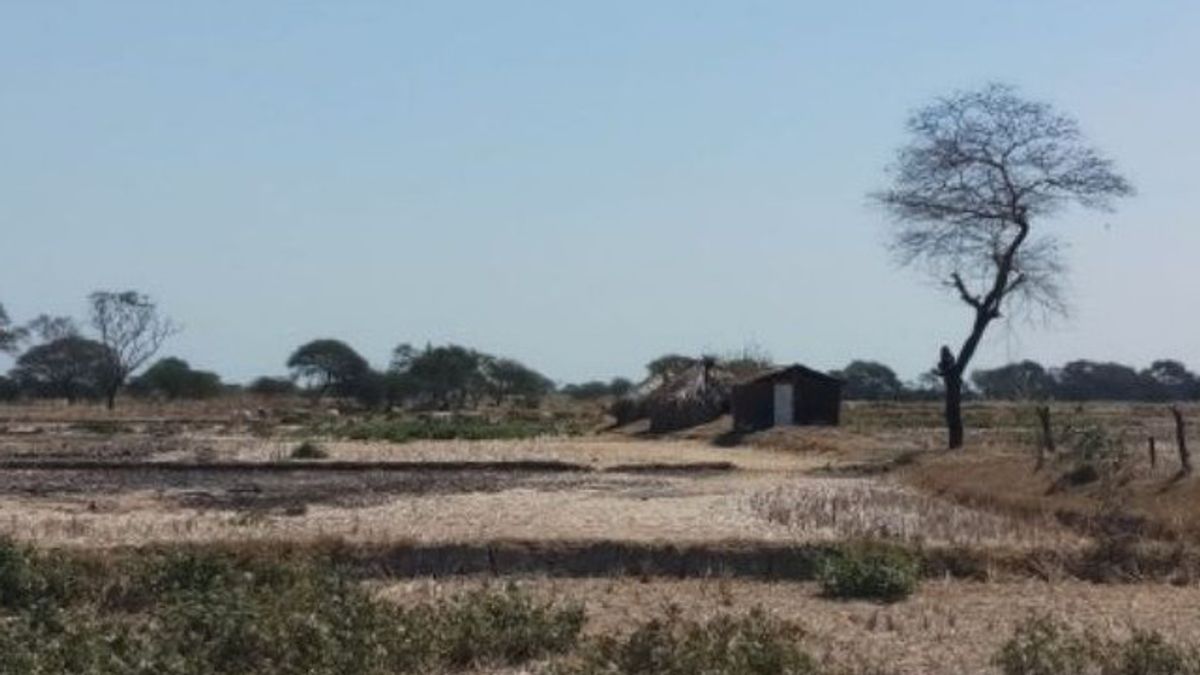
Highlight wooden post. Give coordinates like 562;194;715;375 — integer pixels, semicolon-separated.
1148;436;1157;470
1171;406;1190;475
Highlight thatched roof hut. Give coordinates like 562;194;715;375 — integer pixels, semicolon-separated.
644;359;737;433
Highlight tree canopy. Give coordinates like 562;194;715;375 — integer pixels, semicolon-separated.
874;83;1132;448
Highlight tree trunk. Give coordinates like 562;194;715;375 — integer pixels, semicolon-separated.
1172;406;1190;475
943;371;964;450
1148;436;1157;470
1036;405;1055;454
105;387;117;410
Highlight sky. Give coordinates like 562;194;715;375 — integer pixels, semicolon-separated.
1;1;1197;385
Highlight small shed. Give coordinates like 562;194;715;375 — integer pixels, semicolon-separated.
731;365;841;431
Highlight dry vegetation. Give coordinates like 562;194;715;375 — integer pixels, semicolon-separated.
2;398;1199;673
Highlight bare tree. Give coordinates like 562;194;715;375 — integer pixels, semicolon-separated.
89;291;178;409
874;84;1133;448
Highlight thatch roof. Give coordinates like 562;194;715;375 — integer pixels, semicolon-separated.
644;360;744;433
610;357;775;431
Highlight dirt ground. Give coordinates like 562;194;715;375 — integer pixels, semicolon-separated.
0;431;1077;550
380;576;1200;675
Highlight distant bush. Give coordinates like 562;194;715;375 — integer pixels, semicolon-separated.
290;440;329;460
994;615;1200;675
333;416;582;443
129;357;223;400
818;542;919;602
248;376;298;397
555;606;816;675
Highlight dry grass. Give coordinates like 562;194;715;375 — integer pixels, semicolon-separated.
748;478;1083;550
378;576;1200;675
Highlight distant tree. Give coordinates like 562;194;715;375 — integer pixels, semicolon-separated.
391;344;485;410
1141;359;1200;401
484;358;554;405
608;377;635;397
11;336;111;403
286;339;370;396
1054;360;1147;401
89;290;178;409
0;303;27;355
561;381;613;400
873;83;1132;448
129;357;222;400
832;361;904;400
24;314;79;343
971;360;1055;400
645;354;697;378
247;376;298;397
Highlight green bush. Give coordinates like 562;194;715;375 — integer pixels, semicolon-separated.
0;546;584;675
423;584;585;668
555;607;816;675
818;543;919;602
995;616;1200;675
290;440;329;459
994;615;1093;675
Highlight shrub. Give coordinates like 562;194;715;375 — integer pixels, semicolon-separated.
421;584;584;667
0;547;584;675
994;615;1093;675
290;440;329;460
995;616;1200;675
818;543;919;602
556;607;816;675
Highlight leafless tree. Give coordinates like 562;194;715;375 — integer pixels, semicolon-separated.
89;291;178;409
873;84;1133;449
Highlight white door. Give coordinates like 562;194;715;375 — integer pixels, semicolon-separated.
773;383;794;427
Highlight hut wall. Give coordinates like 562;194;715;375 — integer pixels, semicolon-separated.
731;380;774;431
731;368;841;431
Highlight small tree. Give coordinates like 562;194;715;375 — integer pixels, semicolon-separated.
874;84;1132;448
391;344;485;410
130;357;222;400
11;336;112;403
286;339;370;397
971;360;1056;400
832;360;904;400
247;376;298;397
89;291;178;409
484;358;554;406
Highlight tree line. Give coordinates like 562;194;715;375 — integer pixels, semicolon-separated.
279;339;556;410
5;295;1195;410
833;358;1200;403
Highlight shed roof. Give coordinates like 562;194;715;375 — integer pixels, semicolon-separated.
734;364;842;387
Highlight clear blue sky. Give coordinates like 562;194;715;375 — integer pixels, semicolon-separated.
2;2;1197;384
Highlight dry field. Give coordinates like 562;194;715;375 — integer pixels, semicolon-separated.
380;576;1200;675
2;399;1199;673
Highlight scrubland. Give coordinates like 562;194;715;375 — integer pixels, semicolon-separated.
0;397;1197;673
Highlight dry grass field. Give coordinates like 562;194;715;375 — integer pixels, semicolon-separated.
2;398;1199;673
